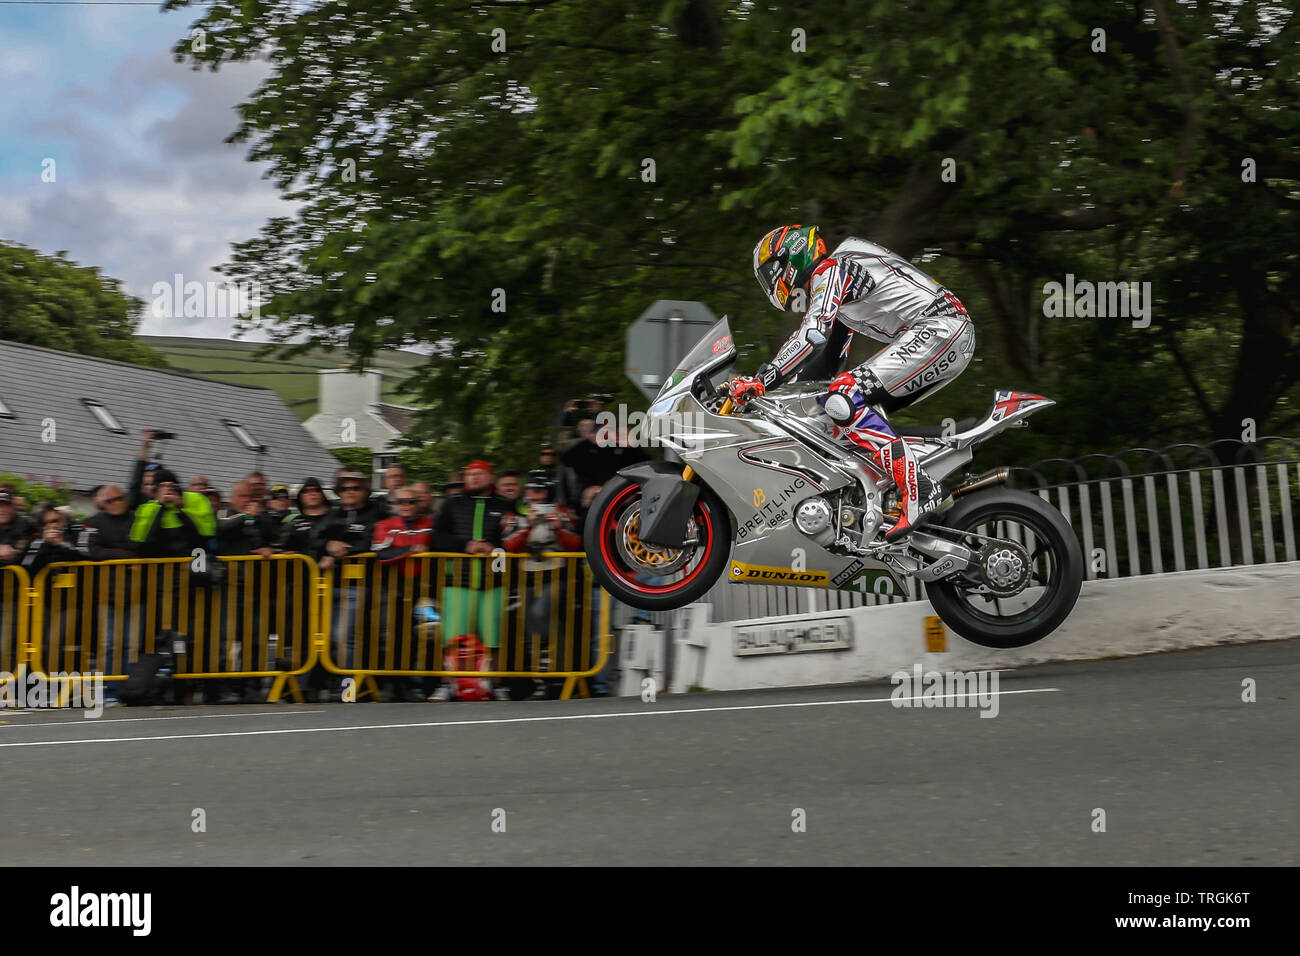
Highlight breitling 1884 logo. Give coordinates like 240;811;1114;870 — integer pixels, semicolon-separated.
737;478;807;540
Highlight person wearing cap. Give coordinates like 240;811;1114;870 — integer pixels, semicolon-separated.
323;472;387;560
322;471;389;685
442;472;465;496
267;485;293;516
0;490;36;566
502;471;591;694
432;459;513;701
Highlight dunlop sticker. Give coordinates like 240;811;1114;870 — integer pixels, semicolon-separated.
730;562;829;587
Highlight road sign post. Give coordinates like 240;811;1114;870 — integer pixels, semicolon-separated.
625;300;718;403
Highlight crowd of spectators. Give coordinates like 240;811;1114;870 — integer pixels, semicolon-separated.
1;419;652;705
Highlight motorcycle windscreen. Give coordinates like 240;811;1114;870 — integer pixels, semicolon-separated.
654;317;736;402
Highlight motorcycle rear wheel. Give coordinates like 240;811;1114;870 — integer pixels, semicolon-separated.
584;475;731;612
922;488;1083;648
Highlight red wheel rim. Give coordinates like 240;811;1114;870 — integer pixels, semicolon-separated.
597;484;714;595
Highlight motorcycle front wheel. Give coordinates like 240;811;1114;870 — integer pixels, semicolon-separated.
922;488;1083;648
584;475;731;612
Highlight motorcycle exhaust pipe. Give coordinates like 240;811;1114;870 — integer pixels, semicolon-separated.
949;467;1009;499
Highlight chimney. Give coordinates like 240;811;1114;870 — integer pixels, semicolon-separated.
319;369;382;416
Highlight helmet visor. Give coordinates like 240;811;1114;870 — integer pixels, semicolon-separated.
756;253;791;310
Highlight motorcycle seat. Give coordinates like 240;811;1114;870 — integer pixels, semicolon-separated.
893;417;978;439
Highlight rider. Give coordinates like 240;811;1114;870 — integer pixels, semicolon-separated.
730;225;976;540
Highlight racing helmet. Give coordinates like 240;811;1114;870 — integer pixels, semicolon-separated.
753;224;828;311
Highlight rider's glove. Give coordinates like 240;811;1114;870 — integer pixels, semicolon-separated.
727;376;766;406
829;371;859;396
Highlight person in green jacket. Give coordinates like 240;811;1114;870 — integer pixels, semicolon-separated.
129;469;216;558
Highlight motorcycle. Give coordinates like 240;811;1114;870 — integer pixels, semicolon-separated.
584;317;1083;649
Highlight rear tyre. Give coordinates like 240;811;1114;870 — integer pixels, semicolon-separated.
923;488;1083;648
584;474;731;612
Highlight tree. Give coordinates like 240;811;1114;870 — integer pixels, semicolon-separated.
0;242;167;368
167;0;1299;468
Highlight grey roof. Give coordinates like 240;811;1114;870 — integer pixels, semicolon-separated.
0;340;342;495
374;402;419;435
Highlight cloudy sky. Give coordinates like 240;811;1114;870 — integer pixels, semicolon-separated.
0;1;289;338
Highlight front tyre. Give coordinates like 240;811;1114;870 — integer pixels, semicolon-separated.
584;475;731;612
923;488;1083;648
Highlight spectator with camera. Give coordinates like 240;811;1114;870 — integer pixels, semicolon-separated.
502;471;596;694
503;471;582;557
217;481;281;557
20;507;81;575
128;428;177;508
129;469;216;558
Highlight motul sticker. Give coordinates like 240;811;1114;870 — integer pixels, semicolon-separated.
830;560;864;588
730;562;829;587
711;334;732;353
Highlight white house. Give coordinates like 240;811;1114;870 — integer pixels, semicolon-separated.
302;369;420;472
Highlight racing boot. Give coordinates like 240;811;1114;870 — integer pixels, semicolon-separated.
868;438;943;540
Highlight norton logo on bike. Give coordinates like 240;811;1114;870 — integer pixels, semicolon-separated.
730;561;829;587
737;477;807;540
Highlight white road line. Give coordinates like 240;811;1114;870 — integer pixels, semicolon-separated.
0;688;1059;749
0;710;316;729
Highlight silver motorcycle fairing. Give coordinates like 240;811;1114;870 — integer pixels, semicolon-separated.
641;316;1056;592
650;386;898;593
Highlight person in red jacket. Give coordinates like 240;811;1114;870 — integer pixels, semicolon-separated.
372;487;435;574
502;472;583;559
503;472;585;693
372;487;435;701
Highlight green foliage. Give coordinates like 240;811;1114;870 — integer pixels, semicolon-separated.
0;242;167;367
0;473;73;509
166;0;1300;469
330;447;373;478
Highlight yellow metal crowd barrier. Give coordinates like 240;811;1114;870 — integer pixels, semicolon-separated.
5;552;612;703
0;564;31;683
322;552;611;701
